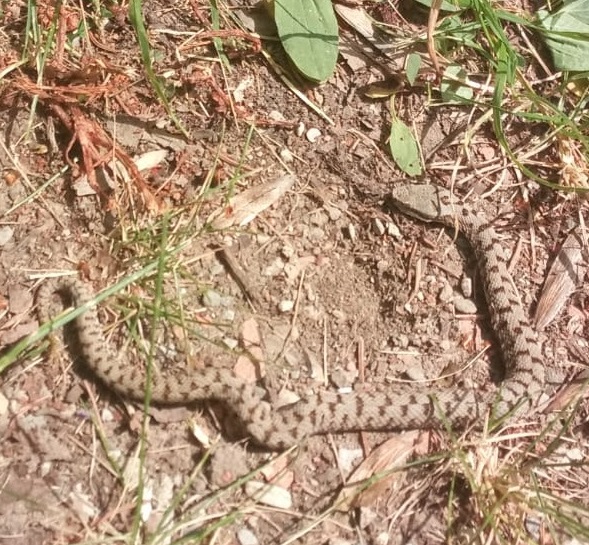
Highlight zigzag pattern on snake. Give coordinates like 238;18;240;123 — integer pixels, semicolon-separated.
36;184;545;450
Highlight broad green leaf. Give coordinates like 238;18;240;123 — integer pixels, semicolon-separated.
440;64;473;102
389;118;422;176
538;0;589;71
405;53;421;85
274;0;339;82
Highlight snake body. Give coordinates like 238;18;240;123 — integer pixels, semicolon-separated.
36;184;545;449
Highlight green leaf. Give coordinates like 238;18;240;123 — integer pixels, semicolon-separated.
440;64;473;103
274;0;339;82
389;117;422;176
538;0;589;71
437;16;480;49
412;0;470;11
405;53;421;86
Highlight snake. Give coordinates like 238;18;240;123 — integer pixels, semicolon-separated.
35;184;545;450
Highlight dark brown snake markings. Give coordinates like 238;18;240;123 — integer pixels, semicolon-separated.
36;184;544;449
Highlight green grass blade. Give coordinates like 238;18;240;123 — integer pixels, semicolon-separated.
128;0;189;138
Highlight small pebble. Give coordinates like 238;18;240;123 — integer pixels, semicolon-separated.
190;421;212;448
279;148;294;163
220;295;235;308
0;226;14;246
332;309;346;321
396;334;409;349
438;282;454;304
308;227;325;241
220;309;235;322
262;258;285;277
440;340;452;351
209;262;225;276
331;368;355;389
346;223;356;240
73;177;98;196
3;169;20;186
222;337;239;350
306;128;321;143
326;205;342;221
564;447;584;462
376;259;390;273
101;407;115;422
338;448;363;474
237;528;259;545
281;244;295;259
202;289;222;307
310;210;329;226
386;222;401;238
375;533;390;545
278;300;294;313
8;285;32;314
245;481;292;509
276;389;301;407
296;122;305;137
209;444;250;487
404;362;426;381
256;233;271;245
140;486;153;522
453;295;477;314
40;462;52;478
268;110;286;122
461;275;473;298
358;506;378;528
283;349;302;367
524;515;541;541
303;305;322;321
283;262;300;282
372;218;385;236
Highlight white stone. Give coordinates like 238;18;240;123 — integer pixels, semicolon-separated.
306;127;321;143
245;481;292;509
0;226;14;246
278;300;294;313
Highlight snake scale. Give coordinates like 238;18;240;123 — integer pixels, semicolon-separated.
36;184;545;449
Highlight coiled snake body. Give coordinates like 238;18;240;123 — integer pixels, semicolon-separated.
37;184;544;449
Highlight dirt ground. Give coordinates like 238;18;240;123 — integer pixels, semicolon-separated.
1;0;588;544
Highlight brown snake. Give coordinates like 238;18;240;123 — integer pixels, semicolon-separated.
36;184;545;449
